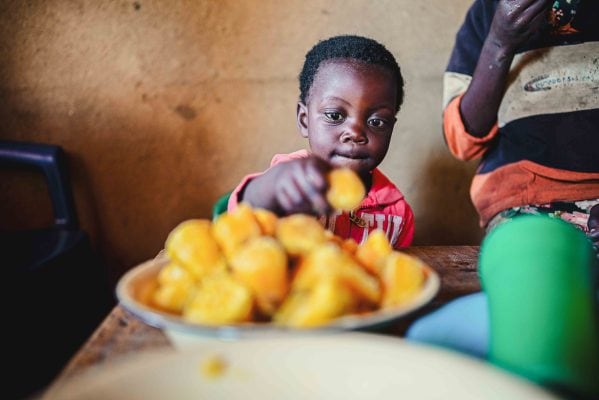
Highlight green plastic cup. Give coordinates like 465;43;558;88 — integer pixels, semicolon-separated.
480;215;599;397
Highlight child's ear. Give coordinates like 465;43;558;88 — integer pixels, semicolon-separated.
296;102;309;138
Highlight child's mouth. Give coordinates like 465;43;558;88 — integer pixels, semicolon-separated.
332;152;368;161
331;153;369;168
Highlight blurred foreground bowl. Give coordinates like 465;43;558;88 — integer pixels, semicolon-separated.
116;253;440;346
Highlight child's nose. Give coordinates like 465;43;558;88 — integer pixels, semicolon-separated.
341;122;367;144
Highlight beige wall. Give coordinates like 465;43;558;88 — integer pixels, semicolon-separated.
0;0;483;286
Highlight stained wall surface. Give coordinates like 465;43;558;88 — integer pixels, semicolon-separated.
0;0;482;285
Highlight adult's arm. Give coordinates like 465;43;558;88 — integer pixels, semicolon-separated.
460;0;552;137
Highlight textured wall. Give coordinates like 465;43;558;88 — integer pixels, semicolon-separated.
0;0;483;285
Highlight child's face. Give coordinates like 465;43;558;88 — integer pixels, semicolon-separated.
297;60;397;180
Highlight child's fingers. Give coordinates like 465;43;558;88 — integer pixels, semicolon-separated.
276;180;302;213
295;178;329;215
302;164;330;215
276;175;320;216
305;162;328;191
310;195;331;216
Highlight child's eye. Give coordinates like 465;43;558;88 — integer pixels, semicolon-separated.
324;111;344;122
368;118;389;129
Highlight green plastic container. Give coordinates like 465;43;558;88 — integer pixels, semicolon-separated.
479;215;599;397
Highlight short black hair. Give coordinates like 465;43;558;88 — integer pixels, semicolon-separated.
299;35;404;112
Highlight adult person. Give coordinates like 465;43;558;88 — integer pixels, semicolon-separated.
407;0;599;397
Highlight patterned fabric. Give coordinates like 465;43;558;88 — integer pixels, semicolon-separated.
442;0;599;228
549;0;581;34
228;149;415;249
487;199;599;234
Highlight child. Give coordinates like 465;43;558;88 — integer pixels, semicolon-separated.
228;35;414;249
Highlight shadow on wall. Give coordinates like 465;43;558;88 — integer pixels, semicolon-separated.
414;153;484;246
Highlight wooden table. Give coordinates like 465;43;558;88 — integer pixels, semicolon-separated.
47;246;481;391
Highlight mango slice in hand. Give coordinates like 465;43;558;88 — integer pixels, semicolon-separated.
326;168;365;211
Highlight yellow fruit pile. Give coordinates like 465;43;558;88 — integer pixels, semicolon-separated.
149;203;428;328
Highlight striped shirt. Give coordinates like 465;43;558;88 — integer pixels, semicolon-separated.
443;0;599;227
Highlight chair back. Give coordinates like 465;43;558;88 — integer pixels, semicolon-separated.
2;140;113;399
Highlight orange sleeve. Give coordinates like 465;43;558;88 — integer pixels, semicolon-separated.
443;94;499;161
227;172;263;212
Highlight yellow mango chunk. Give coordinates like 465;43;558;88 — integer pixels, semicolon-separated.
355;229;393;275
136;278;159;306
341;238;359;255
183;273;254;325
273;279;355;327
276;214;327;256
212;203;262;259
253;208;278;236
326;168;365;211
157;261;196;286
381;251;425;308
165;219;227;280
294;243;380;304
324;230;359;255
230;237;289;316
152;280;195;313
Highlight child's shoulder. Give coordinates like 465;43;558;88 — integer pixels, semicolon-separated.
270;149;310;166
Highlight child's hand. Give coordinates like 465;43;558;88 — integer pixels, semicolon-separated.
242;155;333;217
270;156;332;216
489;0;552;53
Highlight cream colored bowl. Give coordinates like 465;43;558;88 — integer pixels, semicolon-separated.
116;253;440;343
44;333;560;400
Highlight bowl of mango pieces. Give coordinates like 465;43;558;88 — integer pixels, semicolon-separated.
117;169;440;342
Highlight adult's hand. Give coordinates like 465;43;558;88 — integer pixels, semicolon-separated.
460;0;552;137
489;0;553;53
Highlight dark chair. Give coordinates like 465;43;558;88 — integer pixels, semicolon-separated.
1;140;114;399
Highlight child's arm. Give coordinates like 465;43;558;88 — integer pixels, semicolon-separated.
240;155;333;217
460;0;551;137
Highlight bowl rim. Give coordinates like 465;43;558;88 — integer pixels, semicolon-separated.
116;252;440;339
